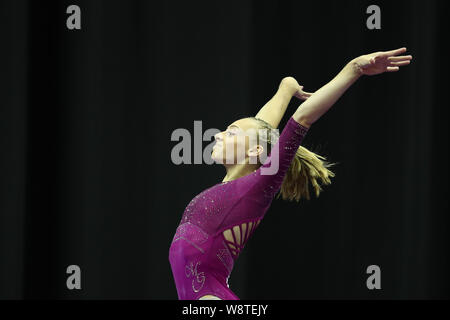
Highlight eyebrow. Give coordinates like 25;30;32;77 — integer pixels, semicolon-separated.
226;125;240;130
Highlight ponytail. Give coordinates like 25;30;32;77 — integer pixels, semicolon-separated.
249;117;337;203
277;145;337;202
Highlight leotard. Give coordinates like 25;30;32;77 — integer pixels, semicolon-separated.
168;116;309;299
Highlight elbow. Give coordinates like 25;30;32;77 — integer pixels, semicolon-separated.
292;112;313;129
298;118;312;129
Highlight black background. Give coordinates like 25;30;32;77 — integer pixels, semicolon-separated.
0;0;448;299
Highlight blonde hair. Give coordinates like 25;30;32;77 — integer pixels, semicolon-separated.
249;117;337;202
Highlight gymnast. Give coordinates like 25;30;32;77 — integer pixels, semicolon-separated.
169;47;412;300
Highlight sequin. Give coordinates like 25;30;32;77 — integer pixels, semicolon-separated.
169;117;309;300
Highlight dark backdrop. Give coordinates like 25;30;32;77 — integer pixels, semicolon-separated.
0;0;448;299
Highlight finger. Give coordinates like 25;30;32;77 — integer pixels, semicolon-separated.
386;66;400;72
388;55;412;61
389;47;407;55
382;47;407;57
301;94;312;100
390;60;411;66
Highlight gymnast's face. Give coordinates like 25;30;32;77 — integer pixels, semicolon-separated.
212;118;263;165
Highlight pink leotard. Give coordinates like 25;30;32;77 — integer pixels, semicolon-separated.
168;116;309;300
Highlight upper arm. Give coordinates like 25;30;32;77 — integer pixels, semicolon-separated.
292;108;312;129
246;116;310;201
254;83;296;128
255;108;282;129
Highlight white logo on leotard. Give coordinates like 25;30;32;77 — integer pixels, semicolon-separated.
185;261;206;293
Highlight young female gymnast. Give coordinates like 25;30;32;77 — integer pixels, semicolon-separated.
169;47;412;300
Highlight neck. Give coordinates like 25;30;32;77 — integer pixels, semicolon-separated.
222;162;259;182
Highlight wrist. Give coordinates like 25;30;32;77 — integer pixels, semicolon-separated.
346;58;364;78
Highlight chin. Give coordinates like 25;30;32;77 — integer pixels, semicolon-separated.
211;151;223;164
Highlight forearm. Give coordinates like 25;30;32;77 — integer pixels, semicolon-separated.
255;86;295;128
293;60;362;127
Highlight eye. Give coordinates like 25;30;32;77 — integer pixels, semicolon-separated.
225;130;236;137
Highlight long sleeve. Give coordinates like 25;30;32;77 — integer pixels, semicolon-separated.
243;116;310;205
170;117;310;300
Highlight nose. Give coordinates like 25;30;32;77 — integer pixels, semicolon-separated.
215;132;223;142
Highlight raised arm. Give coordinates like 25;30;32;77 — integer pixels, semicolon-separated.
255;77;312;128
293;47;413;127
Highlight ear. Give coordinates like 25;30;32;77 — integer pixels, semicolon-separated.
247;145;264;157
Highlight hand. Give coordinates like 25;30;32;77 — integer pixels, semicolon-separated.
294;86;313;100
352;47;412;76
279;76;313;100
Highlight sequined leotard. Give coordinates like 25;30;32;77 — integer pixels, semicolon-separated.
168;116;309;300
